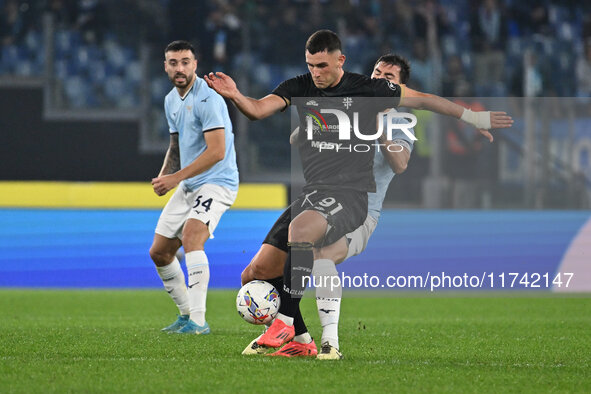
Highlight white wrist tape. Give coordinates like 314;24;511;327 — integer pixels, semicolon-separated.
461;108;491;129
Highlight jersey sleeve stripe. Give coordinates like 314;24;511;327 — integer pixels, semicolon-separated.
271;93;290;111
202;126;225;133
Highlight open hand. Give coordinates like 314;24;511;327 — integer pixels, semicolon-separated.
203;72;238;99
490;111;513;129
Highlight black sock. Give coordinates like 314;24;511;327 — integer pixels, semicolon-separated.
259;276;308;333
261;276;309;334
263;276;283;294
279;242;314;319
254;276;290;326
293;308;308;336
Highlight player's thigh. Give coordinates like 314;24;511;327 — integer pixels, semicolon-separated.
262;205;291;252
246;243;287;281
182;218;210;251
324;190;367;245
149;233;182;266
184;184;237;248
293;188;368;247
289;210;328;243
155;187;190;241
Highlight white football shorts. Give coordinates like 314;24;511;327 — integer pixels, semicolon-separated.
155;183;237;240
343;214;378;261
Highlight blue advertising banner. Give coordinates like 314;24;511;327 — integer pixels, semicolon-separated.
1;209;589;291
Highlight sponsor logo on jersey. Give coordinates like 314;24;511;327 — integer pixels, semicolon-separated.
305;108;417;142
304;108;329;134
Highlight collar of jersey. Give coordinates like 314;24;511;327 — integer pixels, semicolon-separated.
178;78;197;100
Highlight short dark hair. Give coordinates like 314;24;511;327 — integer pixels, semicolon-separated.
165;40;196;57
374;54;411;84
305;30;342;54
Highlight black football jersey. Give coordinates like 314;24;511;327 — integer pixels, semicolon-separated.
273;72;402;192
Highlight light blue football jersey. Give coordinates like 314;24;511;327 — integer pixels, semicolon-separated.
164;77;239;191
368;112;415;220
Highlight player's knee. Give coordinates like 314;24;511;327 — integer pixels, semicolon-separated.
333;248;347;264
149;246;174;266
289;219;324;243
249;258;282;280
315;245;347;264
288;224;308;243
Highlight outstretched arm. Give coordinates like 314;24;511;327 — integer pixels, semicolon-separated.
203;72;285;121
399;86;513;142
378;136;411;174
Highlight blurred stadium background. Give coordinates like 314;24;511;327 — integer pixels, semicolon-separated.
0;0;590;290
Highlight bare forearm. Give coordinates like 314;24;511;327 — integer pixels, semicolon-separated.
159;143;180;176
403;93;463;118
379;137;411;174
204;72;284;121
231;93;262;120
174;148;224;181
152;131;224;196
231;93;278;121
386;148;410;174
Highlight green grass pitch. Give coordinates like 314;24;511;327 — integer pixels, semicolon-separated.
1;290;590;393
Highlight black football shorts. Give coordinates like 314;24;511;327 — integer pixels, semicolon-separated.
263;187;368;252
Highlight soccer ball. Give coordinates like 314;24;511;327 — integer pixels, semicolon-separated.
236;280;280;325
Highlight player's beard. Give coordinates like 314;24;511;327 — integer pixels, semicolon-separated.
171;72;194;88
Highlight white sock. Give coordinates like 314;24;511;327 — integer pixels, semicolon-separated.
317;298;340;349
185;250;210;326
313;259;341;349
275;313;294;326
156;257;190;316
294;332;312;344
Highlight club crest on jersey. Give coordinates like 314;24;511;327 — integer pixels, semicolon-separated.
343;97;353;109
387;81;397;91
